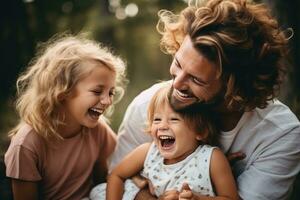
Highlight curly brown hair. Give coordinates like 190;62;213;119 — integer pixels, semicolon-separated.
157;0;291;111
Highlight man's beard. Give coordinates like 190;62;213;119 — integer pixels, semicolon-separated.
167;87;224;114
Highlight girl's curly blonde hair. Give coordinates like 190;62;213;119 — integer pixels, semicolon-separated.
9;34;127;140
157;0;291;111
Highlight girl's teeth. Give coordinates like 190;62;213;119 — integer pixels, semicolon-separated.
159;135;174;140
158;135;175;148
91;108;104;114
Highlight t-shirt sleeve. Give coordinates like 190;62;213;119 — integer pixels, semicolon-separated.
5;145;42;181
237;127;300;200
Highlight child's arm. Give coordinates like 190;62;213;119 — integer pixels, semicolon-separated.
11;179;39;200
106;142;151;200
209;148;239;200
179;148;239;200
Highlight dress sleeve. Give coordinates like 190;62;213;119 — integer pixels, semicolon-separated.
5;145;42;181
237;127;300;200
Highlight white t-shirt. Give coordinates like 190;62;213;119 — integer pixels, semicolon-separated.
218;112;251;153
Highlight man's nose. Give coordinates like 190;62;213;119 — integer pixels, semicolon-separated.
172;71;188;90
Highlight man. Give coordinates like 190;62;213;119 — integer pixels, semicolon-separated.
110;0;300;199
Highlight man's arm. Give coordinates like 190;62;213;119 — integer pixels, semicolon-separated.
236;127;300;200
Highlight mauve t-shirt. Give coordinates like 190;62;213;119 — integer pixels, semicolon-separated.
5;120;116;200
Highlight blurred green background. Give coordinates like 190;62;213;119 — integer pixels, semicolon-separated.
0;0;299;198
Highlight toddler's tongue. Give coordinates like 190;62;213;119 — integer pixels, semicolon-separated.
159;137;175;148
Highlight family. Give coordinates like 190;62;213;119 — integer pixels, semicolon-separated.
4;0;300;199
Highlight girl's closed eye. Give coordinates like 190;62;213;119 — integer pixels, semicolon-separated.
91;90;103;95
170;117;180;121
153;117;161;123
109;89;115;97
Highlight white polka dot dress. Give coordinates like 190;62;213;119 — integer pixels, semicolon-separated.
141;143;216;197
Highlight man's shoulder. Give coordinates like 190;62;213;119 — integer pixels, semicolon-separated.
255;99;299;126
243;99;300;140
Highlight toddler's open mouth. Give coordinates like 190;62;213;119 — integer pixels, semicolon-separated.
158;135;175;149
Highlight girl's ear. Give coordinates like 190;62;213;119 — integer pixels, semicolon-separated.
195;128;209;142
196;134;203;141
57;92;66;101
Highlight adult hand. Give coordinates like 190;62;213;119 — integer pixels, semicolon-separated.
158;189;180;200
227;151;246;166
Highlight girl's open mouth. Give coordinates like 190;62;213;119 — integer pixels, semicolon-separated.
88;108;104;120
158;135;175;150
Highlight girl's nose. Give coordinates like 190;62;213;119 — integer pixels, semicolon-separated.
158;120;169;131
100;95;112;106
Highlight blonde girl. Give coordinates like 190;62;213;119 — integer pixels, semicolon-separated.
4;34;127;200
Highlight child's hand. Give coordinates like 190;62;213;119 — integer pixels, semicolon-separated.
132;175;148;189
158;189;179;200
179;183;199;200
